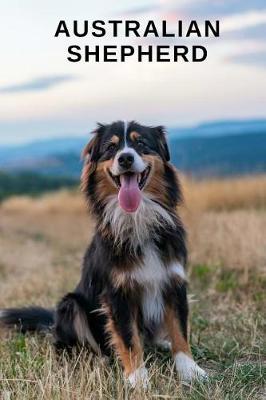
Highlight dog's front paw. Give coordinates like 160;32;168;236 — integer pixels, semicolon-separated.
175;352;207;383
127;366;149;389
155;339;172;351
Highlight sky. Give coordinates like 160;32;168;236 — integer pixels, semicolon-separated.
0;0;266;145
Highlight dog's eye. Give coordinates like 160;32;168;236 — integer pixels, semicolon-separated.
106;143;116;152
137;140;146;150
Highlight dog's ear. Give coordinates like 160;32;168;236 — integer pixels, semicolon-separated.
81;125;104;192
154;126;170;162
82;124;104;163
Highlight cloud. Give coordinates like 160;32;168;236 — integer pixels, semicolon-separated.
220;11;266;66
124;0;266;19
122;4;156;16
221;10;266;33
0;75;78;94
224;23;266;41
122;0;197;17
183;1;266;18
228;51;266;67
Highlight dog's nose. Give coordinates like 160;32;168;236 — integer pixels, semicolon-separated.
118;153;134;169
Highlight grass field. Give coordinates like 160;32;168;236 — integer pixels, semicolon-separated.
0;175;265;399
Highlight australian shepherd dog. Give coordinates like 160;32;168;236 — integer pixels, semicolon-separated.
0;121;206;388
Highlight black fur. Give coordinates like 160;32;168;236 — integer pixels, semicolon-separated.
164;282;189;340
107;286;137;349
0;307;54;333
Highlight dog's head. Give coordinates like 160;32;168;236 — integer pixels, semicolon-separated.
82;121;181;218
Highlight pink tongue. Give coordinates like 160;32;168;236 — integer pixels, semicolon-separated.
118;174;141;213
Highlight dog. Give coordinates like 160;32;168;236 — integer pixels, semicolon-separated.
0;121;206;388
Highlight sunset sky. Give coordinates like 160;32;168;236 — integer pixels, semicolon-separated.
0;0;266;145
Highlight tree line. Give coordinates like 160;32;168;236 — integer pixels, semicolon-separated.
0;171;78;202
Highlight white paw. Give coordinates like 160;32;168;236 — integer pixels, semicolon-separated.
175;352;207;382
155;339;172;350
127;366;149;389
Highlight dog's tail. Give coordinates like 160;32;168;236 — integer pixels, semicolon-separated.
0;307;54;333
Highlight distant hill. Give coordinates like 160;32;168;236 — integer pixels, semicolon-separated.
0;137;87;166
0;119;265;179
170;132;266;177
169;119;266;139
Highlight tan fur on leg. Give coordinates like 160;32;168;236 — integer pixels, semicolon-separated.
105;314;143;375
164;307;190;355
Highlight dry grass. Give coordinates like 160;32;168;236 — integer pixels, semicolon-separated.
189;210;266;279
0;175;266;399
182;174;266;212
1;189;85;214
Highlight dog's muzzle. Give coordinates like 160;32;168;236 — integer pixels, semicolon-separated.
108;149;151;213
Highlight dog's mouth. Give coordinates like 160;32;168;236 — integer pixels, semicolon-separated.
108;166;151;191
108;166;151;213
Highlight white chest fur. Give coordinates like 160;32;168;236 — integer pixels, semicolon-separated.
129;246;186;324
